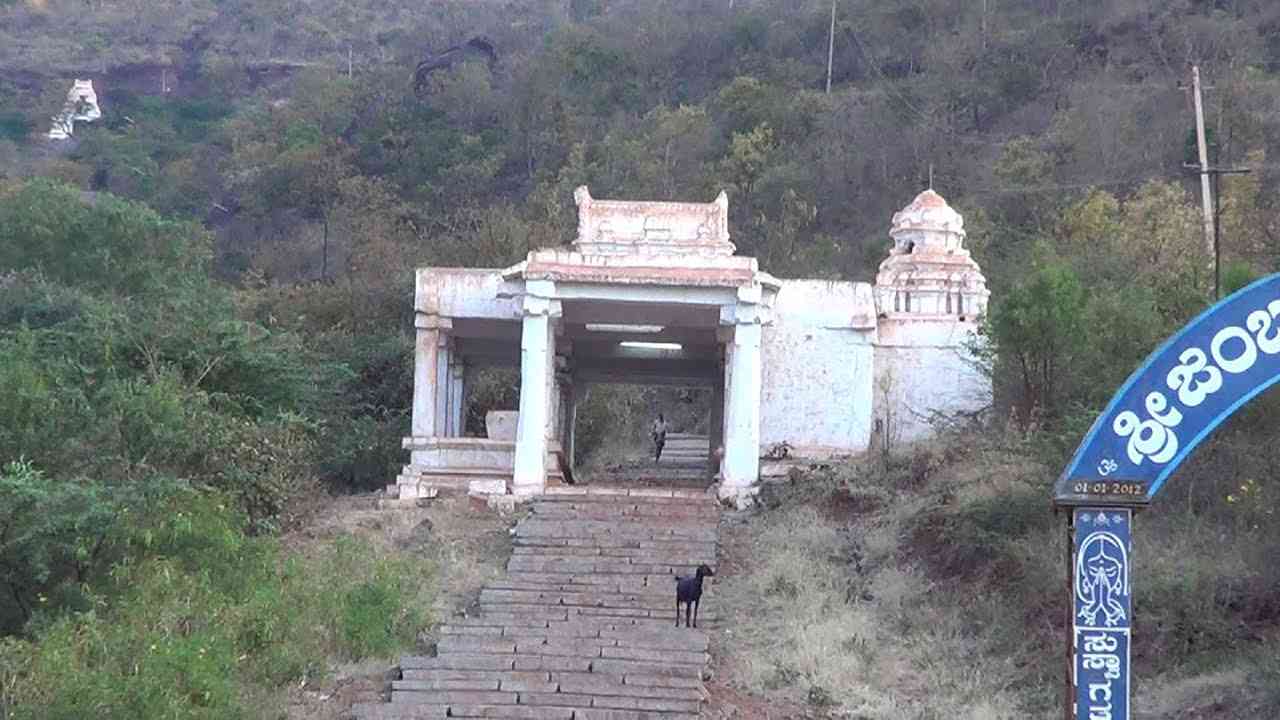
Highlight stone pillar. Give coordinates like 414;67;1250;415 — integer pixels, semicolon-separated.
568;380;586;474
435;335;452;437
448;362;466;437
513;294;559;495
720;308;763;504
708;362;725;480
554;362;572;445
411;314;451;438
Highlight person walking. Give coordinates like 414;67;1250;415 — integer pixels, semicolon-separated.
650;413;669;464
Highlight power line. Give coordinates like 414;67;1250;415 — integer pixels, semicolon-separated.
965;176;1164;196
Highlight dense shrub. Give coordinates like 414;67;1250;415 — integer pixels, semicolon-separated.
0;494;433;719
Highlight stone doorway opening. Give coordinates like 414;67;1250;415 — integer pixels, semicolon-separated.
572;382;716;493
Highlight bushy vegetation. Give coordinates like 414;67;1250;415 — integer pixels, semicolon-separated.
0;182;433;717
0;479;432;718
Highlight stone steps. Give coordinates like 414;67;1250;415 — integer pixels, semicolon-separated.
355;492;719;720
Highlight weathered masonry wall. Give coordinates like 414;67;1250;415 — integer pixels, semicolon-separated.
872;320;990;445
760;280;876;456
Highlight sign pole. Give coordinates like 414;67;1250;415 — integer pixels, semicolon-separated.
1064;510;1075;720
1067;507;1133;720
1064;509;1075;717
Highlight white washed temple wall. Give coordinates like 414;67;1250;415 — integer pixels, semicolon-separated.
759;280;876;456
871;319;990;445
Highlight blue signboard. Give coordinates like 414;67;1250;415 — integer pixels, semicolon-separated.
1055;274;1280;505
1073;508;1132;720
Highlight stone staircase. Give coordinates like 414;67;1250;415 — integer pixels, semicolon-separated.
590;434;713;490
352;487;721;719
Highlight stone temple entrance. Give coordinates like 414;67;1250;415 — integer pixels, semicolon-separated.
391;186;993;507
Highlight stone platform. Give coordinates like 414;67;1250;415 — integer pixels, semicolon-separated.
352;489;721;719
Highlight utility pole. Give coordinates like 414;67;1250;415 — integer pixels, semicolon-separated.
1184;163;1251;300
1183;64;1251;299
348;46;354;79
826;0;837;94
1190;65;1215;263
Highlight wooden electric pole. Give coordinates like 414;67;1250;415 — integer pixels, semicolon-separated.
826;1;837;94
1190;65;1215;264
1183;64;1251;299
1184;163;1252;299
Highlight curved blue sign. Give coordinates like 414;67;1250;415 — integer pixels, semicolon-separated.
1055;273;1280;505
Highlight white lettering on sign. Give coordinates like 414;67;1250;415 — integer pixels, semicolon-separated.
1246;300;1280;353
1109;296;1280;466
1081;632;1122;720
1166;348;1221;407
1113;392;1179;465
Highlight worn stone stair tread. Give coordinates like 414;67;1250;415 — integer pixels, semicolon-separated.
534;493;716;504
358;492;720;720
442;707;573;719
388;690;517;705
350;702;449;718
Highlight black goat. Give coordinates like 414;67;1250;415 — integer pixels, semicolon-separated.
674;564;715;628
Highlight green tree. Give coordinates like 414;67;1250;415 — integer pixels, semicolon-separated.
0;180;209;297
0;460;116;634
988;255;1086;419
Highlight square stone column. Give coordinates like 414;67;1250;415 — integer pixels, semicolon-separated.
708;361;725;480
411;314;451;438
719;309;763;504
513;295;560;495
447;362;466;437
435;335;452;437
567;380;586;475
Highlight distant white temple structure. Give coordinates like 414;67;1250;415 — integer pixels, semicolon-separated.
47;79;102;140
393;187;991;507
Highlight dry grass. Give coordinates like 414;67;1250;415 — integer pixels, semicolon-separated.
275;494;519;720
285;495;515;621
711;432;1280;719
714;502;1035;719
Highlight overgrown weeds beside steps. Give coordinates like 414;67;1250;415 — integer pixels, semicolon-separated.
715;429;1280;718
0;489;435;720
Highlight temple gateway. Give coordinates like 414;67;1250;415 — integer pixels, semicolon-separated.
392;187;991;507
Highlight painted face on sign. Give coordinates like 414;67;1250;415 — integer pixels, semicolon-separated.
1078;534;1128;628
1086;548;1123;622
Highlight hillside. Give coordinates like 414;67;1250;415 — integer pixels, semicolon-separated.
3;1;1280;718
3;0;1280;288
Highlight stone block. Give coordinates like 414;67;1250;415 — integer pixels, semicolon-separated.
436;637;517;654
393;679;501;691
449;706;573;719
486;411;519;441
350;701;449;718
513;640;605;657
398;482;439;500
469;479;508;496
590;658;702;679
619;673;703;689
389;690;515;705
512;655;591;672
516;692;593;707
487;495;519;513
601;646;708;665
428;654;518;671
